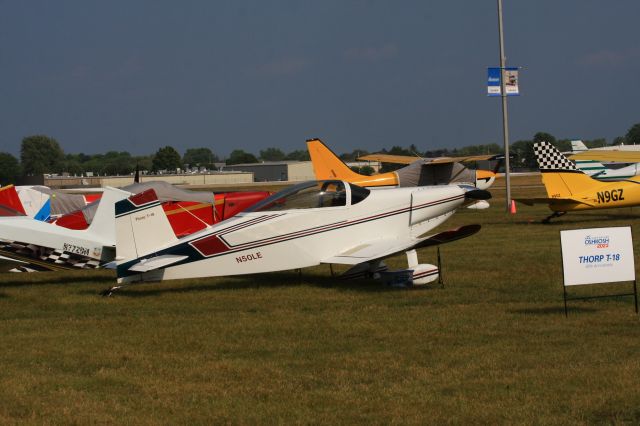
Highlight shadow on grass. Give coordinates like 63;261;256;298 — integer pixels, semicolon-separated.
93;271;414;298
509;306;597;315
0;272;115;288
509;212;640;226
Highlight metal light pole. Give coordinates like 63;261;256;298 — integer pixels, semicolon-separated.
497;0;511;211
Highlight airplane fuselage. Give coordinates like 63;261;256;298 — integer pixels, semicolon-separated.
117;184;468;283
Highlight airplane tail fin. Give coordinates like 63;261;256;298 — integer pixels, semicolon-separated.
569;140;606;176
307;139;367;181
115;189;178;262
306;138;399;186
534;141;602;197
86;187;132;243
571;140;588;152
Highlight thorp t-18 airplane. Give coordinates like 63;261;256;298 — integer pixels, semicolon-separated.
112;180;489;292
516;141;640;222
306;139;499;191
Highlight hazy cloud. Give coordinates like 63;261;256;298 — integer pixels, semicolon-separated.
580;48;640;67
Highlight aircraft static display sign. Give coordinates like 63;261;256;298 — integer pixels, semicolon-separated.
560;226;635;286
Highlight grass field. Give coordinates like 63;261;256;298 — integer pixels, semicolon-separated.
2;175;640;424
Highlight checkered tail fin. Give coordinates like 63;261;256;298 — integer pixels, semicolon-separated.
533;141;602;198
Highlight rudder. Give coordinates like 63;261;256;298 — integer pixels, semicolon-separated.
534;141;601;197
115;189;178;262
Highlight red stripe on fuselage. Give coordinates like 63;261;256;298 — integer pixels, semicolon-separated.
190;234;230;257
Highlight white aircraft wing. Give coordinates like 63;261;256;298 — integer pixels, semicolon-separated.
322;224;481;265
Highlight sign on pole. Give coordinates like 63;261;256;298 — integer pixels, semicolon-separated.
487;67;519;96
560;226;637;315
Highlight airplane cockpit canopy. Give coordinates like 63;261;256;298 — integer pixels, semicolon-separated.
246;180;370;212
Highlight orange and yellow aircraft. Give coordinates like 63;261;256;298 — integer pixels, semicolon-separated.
306;139;499;190
517;141;640;222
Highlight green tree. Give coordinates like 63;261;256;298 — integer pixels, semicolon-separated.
338;149;369;162
0;152;21;184
456;144;502;156
227;149;258;165
134;155;153;173
532;131;558;146
152;146;183;172
612;136;626;146
259;147;286;162
511;140;536;169
284;150;310;161
183;148;218;168
20;135;65;175
61;154;84;175
102;151;135;175
625;123;640;145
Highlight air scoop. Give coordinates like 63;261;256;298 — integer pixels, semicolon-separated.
463;188;492;200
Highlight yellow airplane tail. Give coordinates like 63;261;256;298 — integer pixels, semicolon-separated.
306;139;399;187
534;141;602;197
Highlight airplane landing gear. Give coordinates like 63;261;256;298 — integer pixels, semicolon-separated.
542;211;566;224
100;285;123;297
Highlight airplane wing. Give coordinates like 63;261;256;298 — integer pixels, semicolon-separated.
321;224;481;265
514;197;596;207
357;153;500;165
568;150;640;162
356;154;420;164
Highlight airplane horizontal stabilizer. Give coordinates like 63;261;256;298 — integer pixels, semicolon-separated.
128;255;189;272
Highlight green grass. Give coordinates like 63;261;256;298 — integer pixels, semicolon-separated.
1;176;640;424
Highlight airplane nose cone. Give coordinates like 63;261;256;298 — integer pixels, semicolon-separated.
475;170;496;190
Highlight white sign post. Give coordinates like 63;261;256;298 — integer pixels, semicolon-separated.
560;226;637;316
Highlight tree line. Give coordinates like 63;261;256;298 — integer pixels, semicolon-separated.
1;122;639;185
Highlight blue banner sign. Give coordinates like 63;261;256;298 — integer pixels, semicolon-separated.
487;67;519;96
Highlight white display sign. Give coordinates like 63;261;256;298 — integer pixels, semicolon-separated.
560;226;635;286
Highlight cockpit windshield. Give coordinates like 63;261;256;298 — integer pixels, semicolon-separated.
245;180;369;213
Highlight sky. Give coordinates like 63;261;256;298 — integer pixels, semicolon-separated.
1;1;639;159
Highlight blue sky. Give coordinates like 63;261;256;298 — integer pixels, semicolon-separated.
1;1;639;158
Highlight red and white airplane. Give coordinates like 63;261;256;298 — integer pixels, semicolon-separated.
0;182;271;272
112;180;489;291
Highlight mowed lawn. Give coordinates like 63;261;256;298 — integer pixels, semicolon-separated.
1;175;640;424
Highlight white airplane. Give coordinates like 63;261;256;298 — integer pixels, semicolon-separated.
0;182;228;273
111;180;489;292
570;140;640;180
0;187;131;272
